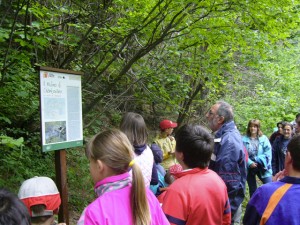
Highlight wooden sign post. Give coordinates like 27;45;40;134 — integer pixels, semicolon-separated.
55;150;69;224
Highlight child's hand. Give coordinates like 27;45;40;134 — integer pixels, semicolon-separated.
272;169;287;181
168;136;175;141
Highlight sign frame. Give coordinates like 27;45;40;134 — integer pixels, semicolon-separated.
39;66;83;152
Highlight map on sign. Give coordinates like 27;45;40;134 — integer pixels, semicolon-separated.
39;68;83;152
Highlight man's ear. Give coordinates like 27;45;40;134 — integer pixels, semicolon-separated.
218;116;225;124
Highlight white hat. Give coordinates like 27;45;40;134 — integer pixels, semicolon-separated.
18;176;61;217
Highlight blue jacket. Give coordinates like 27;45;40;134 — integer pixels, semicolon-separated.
243;176;300;225
209;121;247;218
242;135;272;178
272;136;290;175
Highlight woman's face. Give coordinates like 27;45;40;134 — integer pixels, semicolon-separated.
283;125;292;139
249;124;258;136
278;124;283;134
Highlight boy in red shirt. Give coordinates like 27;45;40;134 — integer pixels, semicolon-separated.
161;124;231;225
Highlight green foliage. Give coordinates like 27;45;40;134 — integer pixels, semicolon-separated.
0;130;55;192
1;0;300;214
227;38;300;136
67;148;94;213
0;136;24;149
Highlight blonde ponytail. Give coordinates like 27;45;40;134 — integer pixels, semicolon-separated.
131;163;151;225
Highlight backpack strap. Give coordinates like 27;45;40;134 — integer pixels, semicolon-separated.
260;183;292;225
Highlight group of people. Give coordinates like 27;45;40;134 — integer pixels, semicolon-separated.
1;101;300;225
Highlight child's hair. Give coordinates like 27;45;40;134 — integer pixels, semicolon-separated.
0;188;31;225
18;176;61;224
164;170;175;185
119;112;148;146
30;205;52;224
86;129;151;225
175;124;214;168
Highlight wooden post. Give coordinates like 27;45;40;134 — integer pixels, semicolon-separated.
55;150;69;225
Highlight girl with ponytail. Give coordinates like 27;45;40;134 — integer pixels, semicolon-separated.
77;129;168;225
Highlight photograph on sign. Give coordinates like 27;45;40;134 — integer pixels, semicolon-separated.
39;68;83;152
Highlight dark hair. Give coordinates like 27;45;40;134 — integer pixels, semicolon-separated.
0;188;30;225
216;101;234;123
287;135;300;171
175;124;214;168
296;113;300;120
277;121;283;127
246;119;263;137
120;112;148;146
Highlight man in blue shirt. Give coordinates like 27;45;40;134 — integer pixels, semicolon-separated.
206;100;246;225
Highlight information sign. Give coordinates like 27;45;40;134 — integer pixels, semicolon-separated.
39;67;83;152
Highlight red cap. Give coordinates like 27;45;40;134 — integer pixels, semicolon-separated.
169;164;183;175
159;120;177;130
18;177;61;217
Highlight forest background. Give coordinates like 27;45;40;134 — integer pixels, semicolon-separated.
1;0;300;223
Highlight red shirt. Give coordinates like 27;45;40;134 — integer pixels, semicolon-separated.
162;167;231;225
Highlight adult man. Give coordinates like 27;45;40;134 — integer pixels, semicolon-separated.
161;124;231;225
206;101;246;225
243;135;300;225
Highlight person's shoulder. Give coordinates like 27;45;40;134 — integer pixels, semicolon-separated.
150;143;161;152
207;169;228;184
273;135;283;145
153;136;168;144
221;130;242;144
260;134;269;140
242;135;249;141
143;146;154;156
255;181;282;195
250;182;287;207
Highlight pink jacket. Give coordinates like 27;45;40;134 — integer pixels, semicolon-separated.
77;172;169;225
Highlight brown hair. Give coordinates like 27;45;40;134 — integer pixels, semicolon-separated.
119;112;148;146
86;129;151;225
246;119;263;137
30;205;52;224
287;134;300;171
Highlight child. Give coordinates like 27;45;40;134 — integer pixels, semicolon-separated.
154;119;177;160
18;176;66;225
0;188;30;225
120;112;154;188
77;129;169;225
161;124;231;224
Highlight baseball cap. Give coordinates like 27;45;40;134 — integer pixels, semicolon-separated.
18;176;61;217
169;164;183;175
159;120;178;130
